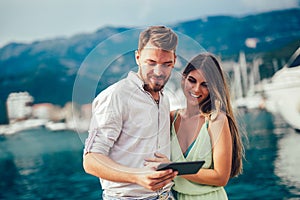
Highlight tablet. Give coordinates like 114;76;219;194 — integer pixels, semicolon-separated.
156;161;205;175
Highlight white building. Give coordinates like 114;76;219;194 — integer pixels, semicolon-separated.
6;92;34;123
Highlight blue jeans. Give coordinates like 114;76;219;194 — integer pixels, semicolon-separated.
102;191;175;200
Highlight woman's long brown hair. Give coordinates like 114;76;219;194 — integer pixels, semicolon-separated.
182;53;245;177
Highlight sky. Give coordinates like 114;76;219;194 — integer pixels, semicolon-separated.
0;0;299;47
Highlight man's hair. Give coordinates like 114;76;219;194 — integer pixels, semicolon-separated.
138;26;178;52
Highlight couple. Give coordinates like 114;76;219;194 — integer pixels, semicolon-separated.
83;26;244;200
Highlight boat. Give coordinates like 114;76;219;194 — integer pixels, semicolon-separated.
232;51;265;111
262;47;300;131
45;121;68;131
0;119;48;135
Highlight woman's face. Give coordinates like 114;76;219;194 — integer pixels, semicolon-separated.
182;69;209;106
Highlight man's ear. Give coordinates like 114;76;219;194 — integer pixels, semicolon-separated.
135;50;140;66
174;54;177;64
172;54;177;68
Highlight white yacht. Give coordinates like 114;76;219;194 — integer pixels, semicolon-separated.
263;47;300;131
0;119;48;135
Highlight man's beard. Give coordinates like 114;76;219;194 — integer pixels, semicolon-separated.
143;83;164;92
139;70;169;93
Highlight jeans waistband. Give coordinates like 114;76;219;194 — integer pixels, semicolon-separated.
102;190;174;200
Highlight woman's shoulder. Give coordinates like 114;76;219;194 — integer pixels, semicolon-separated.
209;110;227;121
170;110;177;118
208;110;229;129
170;109;182;122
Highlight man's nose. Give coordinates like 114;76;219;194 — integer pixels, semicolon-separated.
153;65;164;76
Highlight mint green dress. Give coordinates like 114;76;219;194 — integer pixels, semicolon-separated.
171;112;228;200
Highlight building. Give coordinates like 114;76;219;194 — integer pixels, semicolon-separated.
6;92;34;124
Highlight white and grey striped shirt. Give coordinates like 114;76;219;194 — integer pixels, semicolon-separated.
84;71;171;198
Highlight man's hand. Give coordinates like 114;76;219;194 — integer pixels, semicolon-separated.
133;169;177;191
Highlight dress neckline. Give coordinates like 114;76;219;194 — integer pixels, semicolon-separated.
172;109;208;159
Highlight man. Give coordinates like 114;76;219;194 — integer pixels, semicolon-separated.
83;26;178;199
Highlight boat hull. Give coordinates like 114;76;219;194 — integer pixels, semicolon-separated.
263;67;300;130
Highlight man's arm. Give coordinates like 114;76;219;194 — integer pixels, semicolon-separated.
83;152;177;191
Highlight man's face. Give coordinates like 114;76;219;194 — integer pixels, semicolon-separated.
135;42;176;94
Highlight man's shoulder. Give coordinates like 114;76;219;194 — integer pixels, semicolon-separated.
95;76;137;99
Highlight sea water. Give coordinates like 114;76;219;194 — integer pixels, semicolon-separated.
0;110;299;199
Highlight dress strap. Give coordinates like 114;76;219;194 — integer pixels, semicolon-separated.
205;118;209;129
173;109;180;123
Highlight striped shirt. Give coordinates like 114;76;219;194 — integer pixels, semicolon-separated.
84;71;171;198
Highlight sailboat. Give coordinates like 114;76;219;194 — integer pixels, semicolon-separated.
232;51;264;110
263;47;300;131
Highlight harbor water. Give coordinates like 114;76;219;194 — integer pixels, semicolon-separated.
0;110;300;199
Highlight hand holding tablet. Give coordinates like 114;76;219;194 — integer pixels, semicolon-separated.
156;161;205;175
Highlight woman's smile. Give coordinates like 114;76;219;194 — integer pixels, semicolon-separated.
189;92;201;98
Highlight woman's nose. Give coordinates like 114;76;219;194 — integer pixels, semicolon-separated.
193;84;202;93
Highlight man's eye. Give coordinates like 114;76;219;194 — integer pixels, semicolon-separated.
146;61;156;66
164;63;173;68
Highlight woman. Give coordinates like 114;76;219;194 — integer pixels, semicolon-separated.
148;53;244;199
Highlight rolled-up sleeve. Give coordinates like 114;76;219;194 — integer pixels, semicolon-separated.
84;89;122;155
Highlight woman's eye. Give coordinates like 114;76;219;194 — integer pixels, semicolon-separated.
187;77;196;83
201;82;208;87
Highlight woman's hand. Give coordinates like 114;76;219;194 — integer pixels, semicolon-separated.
144;152;171;170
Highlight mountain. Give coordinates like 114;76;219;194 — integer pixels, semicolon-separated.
172;9;300;56
0;8;300;123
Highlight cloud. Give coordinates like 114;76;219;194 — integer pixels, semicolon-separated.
0;0;299;47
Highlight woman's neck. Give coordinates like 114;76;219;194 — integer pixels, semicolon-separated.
182;105;200;118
